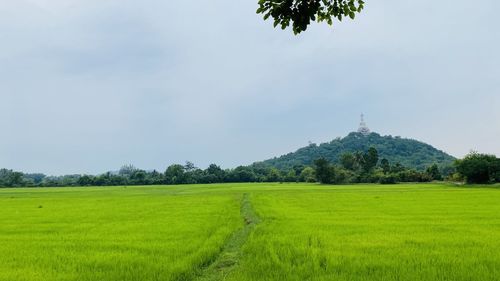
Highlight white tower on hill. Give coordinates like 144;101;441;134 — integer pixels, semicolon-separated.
357;114;371;136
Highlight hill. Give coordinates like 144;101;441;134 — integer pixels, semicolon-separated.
257;132;456;171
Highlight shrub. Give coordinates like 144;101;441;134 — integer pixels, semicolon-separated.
379;174;397;184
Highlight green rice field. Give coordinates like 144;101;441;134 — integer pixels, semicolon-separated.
1;183;500;281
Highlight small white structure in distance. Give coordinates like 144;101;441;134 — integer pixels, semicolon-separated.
357;114;371;136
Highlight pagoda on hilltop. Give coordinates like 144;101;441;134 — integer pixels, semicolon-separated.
357;114;371;136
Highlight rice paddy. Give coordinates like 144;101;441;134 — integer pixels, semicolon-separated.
1;183;499;280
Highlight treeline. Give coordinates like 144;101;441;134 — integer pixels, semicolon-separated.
1;149;498;188
0;163;313;187
313;149;500;185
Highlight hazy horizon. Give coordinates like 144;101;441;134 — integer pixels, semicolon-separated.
2;0;499;175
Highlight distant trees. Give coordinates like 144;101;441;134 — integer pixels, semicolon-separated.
312;147;446;185
313;157;351;184
23;173;46;185
0;169;25;187
339;147;378;174
77;175;93;186
455;152;500;184
1;150;498;188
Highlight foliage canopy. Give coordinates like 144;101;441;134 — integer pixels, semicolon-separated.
455;152;500;184
257;0;365;34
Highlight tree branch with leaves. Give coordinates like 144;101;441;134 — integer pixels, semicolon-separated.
257;0;365;34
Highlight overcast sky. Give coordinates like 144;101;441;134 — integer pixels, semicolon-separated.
1;0;499;175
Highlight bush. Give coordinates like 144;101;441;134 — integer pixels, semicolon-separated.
379;174;397;184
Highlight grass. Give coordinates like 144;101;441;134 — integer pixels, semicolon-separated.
0;186;242;281
1;183;500;281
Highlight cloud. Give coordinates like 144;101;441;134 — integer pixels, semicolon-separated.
1;0;499;174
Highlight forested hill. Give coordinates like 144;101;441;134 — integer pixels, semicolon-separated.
258;132;456;171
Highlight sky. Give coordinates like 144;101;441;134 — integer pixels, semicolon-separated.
1;0;499;175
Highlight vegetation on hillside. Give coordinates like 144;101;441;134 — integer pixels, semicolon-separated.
312;147;445;185
258;132;456;171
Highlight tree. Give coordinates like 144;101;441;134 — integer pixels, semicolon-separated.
353;151;365;171
184;161;196;172
165;164;187;184
147;170;165;185
119;164;138;176
340;152;356;171
425;164;442;181
493;158;500;183
205;164;226;183
391;162;405;173
24;173;46;185
77;175;94;186
284;169;297;182
379;174;397;184
265;168;283;182
130;170;147;185
380;158;390;174
257;0;365;34
314;158;335;184
299;167;316;182
228;166;257;182
0;169;25;187
363;147;379;172
455;152;499;184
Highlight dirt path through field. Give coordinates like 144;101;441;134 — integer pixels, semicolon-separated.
195;193;260;281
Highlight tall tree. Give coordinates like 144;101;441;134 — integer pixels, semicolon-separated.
380;158;390;174
363;147;379;172
314;158;335;184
